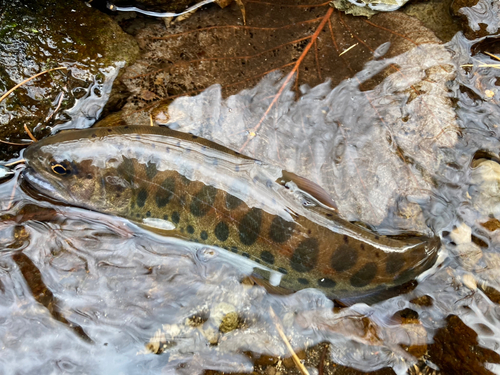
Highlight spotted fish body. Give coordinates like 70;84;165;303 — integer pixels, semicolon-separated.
23;126;440;300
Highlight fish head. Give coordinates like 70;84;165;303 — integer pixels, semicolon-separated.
23;131;132;214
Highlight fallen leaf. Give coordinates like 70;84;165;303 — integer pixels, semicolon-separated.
113;1;458;229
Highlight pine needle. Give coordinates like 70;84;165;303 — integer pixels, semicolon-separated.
0;66;67;104
24;124;37;142
269;306;310;375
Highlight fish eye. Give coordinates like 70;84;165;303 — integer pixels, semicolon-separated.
50;162;70;176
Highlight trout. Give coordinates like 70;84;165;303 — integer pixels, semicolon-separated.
22;126;440;301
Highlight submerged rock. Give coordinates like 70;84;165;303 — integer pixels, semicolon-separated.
471;159;500;218
428;315;500;374
331;0;411;17
0;0;139;160
403;0;463;42
452;0;500;39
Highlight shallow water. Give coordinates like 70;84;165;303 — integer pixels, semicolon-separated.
2;3;500;375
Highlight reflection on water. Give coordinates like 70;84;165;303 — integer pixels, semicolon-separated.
2;28;500;375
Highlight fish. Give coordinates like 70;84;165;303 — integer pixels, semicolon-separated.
22;125;440;301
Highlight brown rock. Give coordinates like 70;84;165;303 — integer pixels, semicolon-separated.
428;315;500;374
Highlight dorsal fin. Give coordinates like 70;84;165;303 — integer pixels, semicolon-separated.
279;171;338;211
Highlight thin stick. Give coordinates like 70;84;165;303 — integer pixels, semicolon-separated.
269;306;310;375
318;344;328;375
45;92;65;122
339;43;358;56
150;113;154;126
6;175;18;211
0;139;32;146
0;67;67;104
485;51;500;61
239;7;334;152
4;159;25;167
24;124;37;142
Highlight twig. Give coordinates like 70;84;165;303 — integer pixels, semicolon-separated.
45;92;65;122
0;67;67;104
338;43;358;56
4;159;26;167
0;139;32;146
24;124;37;142
107;0;215;17
239;7;334;152
6;173;19;211
0;67;65;146
269;306;310;375
461;63;500;68
318;344;328;375
485;51;500;61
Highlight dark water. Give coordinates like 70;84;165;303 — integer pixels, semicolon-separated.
1;3;500;375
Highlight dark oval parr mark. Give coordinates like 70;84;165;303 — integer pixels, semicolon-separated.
260;250;275;264
318;278;336;288
238;208;262;246
136;188;148;208
117;157;135;185
330;244;358;272
190;185;218;217
386;252;405;275
290;238;319;273
145;161;158;180
225;193;243;210
269;216;295;243
155;177;176;208
214;221;229;242
350;263;378;288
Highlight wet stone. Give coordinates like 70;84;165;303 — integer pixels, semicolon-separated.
393;308;419;322
269;216;294;243
219;312;239;333
238;208;262;246
290;238;319;272
350;263;378;288
428;315;500;373
253;355;279;366
0;0;139;159
410;295;434;307
330;244;358;272
481;218;500;232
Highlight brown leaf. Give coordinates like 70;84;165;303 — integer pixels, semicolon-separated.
118;0;440;116
116;2;457;229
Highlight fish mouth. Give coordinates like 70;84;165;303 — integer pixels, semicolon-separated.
22;167;69;204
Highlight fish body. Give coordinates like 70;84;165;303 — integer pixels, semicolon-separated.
23;126;440;300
